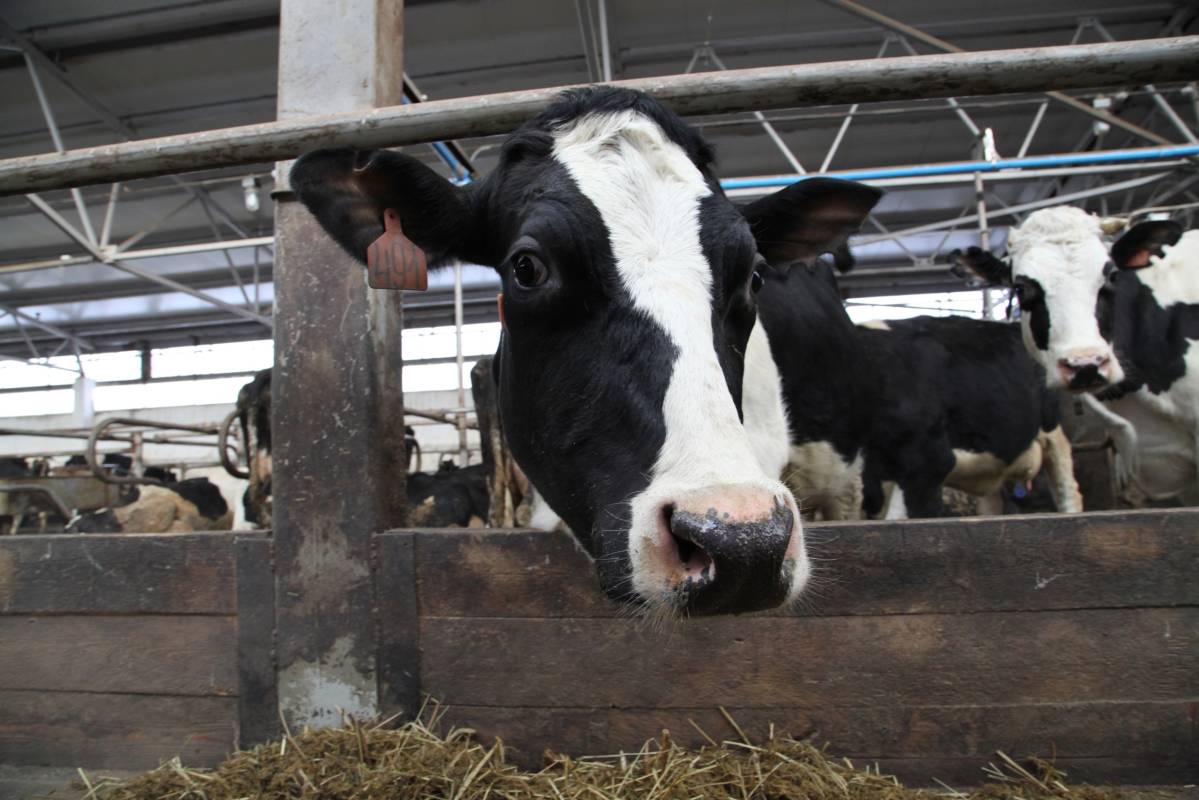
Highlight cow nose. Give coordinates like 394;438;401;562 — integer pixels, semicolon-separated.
1058;353;1111;389
658;485;797;615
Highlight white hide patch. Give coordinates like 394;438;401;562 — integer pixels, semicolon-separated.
1133;230;1199;306
784;442;863;521
1007;206;1124;386
741;319;791;480
550;110;806;606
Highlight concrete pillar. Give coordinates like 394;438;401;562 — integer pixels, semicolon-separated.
271;0;407;731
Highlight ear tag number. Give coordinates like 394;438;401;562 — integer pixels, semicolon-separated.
367;208;428;291
497;293;507;331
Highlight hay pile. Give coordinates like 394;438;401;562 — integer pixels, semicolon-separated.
85;713;1136;800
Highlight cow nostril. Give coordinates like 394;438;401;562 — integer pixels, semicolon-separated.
676;536;696;565
662;504;714;575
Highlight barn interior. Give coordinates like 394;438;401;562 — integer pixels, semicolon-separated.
2;0;1196;482
1;1;1198;794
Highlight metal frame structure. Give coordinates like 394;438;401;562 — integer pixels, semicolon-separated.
0;11;1196;408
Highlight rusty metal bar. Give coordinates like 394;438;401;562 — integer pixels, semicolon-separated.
1;38;1197;195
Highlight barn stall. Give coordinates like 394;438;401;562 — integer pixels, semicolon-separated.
0;0;1198;793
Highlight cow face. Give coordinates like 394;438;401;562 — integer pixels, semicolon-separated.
291;87;877;616
956;207;1122;392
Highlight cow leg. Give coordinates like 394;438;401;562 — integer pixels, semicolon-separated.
1040;424;1084;513
976;491;1004;516
882;485;907;520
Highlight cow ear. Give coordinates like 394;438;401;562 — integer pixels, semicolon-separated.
289;148;485;267
949;246;1012;286
741;177;882;267
1110;220;1183;269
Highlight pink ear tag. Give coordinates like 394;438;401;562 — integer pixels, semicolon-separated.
367;208;428;291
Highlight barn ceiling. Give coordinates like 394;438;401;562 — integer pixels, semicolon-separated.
1;0;1197;359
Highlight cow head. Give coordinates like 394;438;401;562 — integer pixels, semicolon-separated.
291;87;877;616
953;206;1140;393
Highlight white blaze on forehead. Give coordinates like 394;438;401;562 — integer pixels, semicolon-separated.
550;110;802;600
1008;207;1116;371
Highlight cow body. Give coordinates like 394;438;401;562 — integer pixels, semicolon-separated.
236;368;273;528
954;209;1199;505
754;262;871;519
857;315;1080;518
407;462;490;527
68;478;234;533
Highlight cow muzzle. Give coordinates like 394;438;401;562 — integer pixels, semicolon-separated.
1057;350;1113;391
639;484;805;616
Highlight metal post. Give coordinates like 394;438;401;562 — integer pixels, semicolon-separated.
597;0;612;82
271;0;407;734
454;261;468;465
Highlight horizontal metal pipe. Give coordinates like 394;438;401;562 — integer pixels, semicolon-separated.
721;143;1199;190
0;37;1196;195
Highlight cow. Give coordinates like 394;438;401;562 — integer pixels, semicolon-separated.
952;207;1199;505
407;461;490;527
855;315;1081;518
236;368;274;528
234;368;481;528
754;244;1079;520
290;86;884;616
67;477;234;533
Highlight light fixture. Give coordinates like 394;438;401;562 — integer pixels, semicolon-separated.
242;176;261;213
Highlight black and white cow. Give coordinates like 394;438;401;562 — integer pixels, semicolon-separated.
67;477;234;533
291;87;881;616
236;368;273;528
752;247;1079;520
954;207;1199;505
855;315;1081;518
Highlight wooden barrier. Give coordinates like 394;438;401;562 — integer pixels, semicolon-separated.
376;509;1199;785
0;510;1195;785
0;532;272;770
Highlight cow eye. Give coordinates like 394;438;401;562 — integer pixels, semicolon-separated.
751;270;764;293
512;253;549;289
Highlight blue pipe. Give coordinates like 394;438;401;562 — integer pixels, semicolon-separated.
401;96;473;183
719;144;1199;190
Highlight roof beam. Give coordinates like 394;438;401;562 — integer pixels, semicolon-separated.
819;0;1175;146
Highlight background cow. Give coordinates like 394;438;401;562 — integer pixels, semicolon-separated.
67;477;233;533
953;207;1199;506
857;315;1080;518
233;368;491;529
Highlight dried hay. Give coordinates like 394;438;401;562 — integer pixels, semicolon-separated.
84;709;1145;800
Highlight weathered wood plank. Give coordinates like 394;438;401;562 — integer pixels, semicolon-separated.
432;702;1198;784
0;689;236;769
0;616;237;696
404;509;1199;618
235;536;279;748
0;533;244;615
376;532;421;722
419;608;1197;709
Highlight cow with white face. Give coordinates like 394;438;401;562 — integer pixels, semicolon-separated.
291;87;878;616
954;206;1199;505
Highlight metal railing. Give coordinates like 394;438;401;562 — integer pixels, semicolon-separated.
0;38;1196;194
